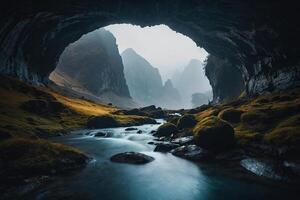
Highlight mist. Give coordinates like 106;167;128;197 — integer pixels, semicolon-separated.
105;24;209;83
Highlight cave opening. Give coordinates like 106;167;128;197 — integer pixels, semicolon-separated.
49;24;213;109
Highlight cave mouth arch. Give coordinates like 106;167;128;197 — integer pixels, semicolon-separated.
50;23;214;109
1;1;299;103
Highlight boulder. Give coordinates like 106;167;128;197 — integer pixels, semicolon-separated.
171;145;212;161
137;130;143;134
155;123;178;137
94;132;107;137
154;143;180;152
110;152;154;164
240;158;289;181
177;115;197;129
125;127;138;131
87;115;119;128
193;116;235;152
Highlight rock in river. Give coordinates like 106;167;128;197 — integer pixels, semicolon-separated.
171;136;194;145
125;127;138;131
110;152;154;164
240;158;289;181
154;143;180;153
171;145;212;161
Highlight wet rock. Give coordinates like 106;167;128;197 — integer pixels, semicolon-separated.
87;115;119;128
171;136;194;145
154;123;178;137
284;161;300;176
148;142;155;145
171;145;212;161
94;132;107;137
177;115;197;129
110;152;154;164
194;116;235;152
137;130;143;134
153;137;167;142
125;127;138;131
150;130;156;134
154;143;180;153
240;158;289;180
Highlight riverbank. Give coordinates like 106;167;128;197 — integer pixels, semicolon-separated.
16;121;297;200
0;76;157;194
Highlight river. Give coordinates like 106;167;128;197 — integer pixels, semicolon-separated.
31;119;297;200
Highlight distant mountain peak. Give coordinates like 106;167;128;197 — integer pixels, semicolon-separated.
122;48;138;56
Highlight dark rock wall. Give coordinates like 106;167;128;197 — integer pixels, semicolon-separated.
205;55;245;103
0;0;300;100
52;29;130;98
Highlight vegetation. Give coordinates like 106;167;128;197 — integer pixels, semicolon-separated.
0;76;155;138
0;138;87;180
193;116;235;152
0;76;157;183
155;122;178;137
177;114;197;130
192;88;300;153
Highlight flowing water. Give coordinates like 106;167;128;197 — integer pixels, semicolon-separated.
31;119;297;200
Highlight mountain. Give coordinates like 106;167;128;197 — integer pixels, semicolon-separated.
172;59;211;108
121;48;181;109
49;29;136;108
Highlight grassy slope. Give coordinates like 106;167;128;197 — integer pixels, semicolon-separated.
0;76;151;138
0;76;154;185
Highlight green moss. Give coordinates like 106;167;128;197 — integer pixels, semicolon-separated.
264;115;300;145
240;110;271;131
156;122;178;137
218;108;243;123
0;138;87;179
177;114;197;129
193;116;235;151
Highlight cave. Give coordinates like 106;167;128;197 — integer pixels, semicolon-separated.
1;0;300;101
1;1;300;199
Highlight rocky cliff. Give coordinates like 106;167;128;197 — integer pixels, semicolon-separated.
122;48;181;109
172;59;211;107
205;55;245;103
49;29;134;107
0;1;300;102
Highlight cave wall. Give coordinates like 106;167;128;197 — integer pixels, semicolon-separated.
1;0;300;100
205;55;245;103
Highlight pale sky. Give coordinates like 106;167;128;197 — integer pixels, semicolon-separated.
105;24;209;81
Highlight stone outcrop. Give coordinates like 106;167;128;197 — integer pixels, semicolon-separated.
122;48;182;108
0;1;300;101
49;29;133;107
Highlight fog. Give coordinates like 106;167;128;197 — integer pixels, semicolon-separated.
105;24;209;83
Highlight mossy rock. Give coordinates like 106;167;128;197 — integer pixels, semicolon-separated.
155;123;178;137
264;115;300;145
167;116;180;125
218;108;243;123
0;138;88;179
241;110;271;131
193;116;235;152
87;115;120;128
177;115;197;129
